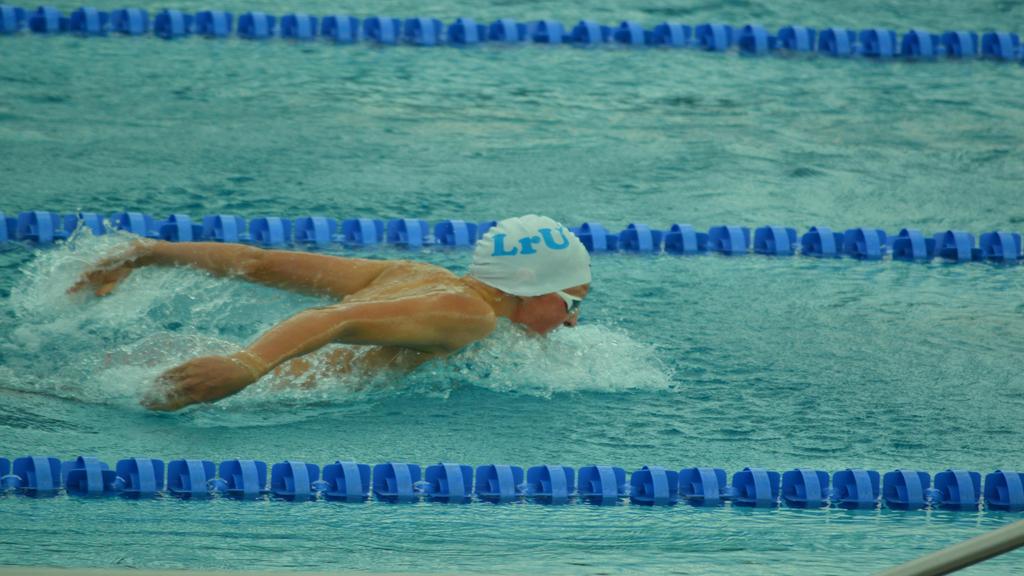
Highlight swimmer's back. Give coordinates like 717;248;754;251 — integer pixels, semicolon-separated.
342;261;478;305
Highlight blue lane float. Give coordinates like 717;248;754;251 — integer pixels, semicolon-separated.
154;9;192;39
424;463;473;502
487;18;525;43
2;454;1021;514
404;17;442;46
985;470;1024;512
679;467;728;505
730;467;780;507
882;469;932;510
68;7;108;36
474;464;522;503
0;4;26;33
373;462;420;502
777;26;816;51
3;456;61;495
61;456;118;497
321;15;359;44
708;225;750;255
114;457;164;497
578;465;627;505
214;459;267;499
111;8;147;35
448;17;483;45
341;217;384;246
651;22;690;47
2;210;1021;267
364;16;400;45
619;223;663;253
782;468;830;508
664;224;708;255
630;465;679;505
195;10;231;37
322;461;371;501
238;12;275;40
753;226;797;256
525;464;574;504
832;469;880;509
167;459;216;498
271;460;319;500
528;20;565;44
281;13;316;40
934;469;981;510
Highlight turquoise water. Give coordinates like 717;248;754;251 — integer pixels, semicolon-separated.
2;0;1024;574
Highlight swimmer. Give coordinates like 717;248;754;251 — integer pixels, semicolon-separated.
68;215;591;411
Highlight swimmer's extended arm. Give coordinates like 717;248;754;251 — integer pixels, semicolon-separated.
70;240;394;298
143;293;497;411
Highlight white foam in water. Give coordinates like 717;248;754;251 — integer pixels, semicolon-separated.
429;321;674;397
1;234;672;411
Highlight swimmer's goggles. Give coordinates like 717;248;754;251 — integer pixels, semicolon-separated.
555;290;583;315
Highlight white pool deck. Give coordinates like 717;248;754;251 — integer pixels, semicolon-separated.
0;565;456;569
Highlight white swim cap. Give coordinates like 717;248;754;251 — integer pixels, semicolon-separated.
469;215;591;297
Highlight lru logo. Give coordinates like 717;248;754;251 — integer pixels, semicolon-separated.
491;226;571;257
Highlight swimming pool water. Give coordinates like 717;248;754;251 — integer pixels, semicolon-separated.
1;0;1023;574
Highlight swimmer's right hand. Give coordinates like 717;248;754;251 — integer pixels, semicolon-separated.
68;240;152;297
142;353;262;411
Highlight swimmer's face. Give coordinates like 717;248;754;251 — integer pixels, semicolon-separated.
512;284;590;335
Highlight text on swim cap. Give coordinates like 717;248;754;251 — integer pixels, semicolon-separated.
491;226;571;257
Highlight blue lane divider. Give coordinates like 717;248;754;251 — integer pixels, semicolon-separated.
12;4;1021;66
2;454;1021;513
3;210;1022;267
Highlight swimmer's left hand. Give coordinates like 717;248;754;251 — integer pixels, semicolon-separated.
143;355;259;411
